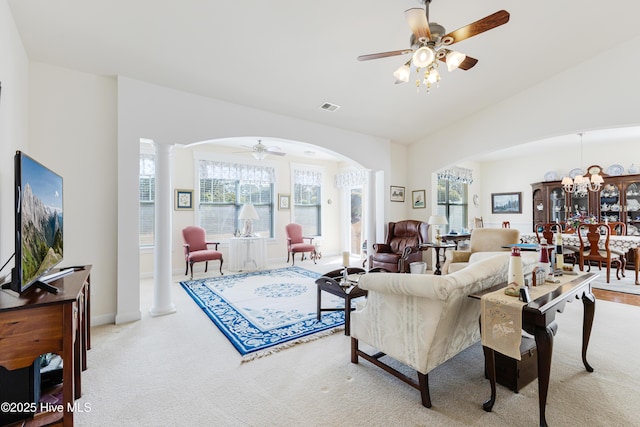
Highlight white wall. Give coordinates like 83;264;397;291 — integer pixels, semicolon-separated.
0;0;29;269
139;144;343;277
407;35;640;220
478;139;640;233
29;62;117;324
117;77;394;323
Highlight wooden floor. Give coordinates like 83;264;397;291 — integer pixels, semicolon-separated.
593;288;640;306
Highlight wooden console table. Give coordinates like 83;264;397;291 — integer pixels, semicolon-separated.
470;272;597;427
0;266;92;426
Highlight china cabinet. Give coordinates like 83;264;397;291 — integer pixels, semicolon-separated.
531;165;640;236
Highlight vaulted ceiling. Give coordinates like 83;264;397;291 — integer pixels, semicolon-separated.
9;0;640;146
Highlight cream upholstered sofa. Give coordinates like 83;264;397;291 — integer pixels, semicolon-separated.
350;253;537;408
441;228;521;275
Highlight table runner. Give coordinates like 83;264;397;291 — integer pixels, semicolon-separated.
480;274;577;360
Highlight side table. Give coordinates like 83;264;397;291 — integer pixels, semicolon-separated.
315;267;367;335
228;236;268;271
420;242;456;275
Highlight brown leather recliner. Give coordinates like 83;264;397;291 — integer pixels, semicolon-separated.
369;220;429;273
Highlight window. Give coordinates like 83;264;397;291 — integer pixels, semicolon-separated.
198;160;275;240
437;178;468;233
293;169;322;236
139;154;155;246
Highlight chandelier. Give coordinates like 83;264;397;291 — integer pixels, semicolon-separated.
357;1;510;95
561;133;603;195
393;47;466;93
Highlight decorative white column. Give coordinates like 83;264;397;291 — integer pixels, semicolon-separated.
364;170;377;269
150;142;177;317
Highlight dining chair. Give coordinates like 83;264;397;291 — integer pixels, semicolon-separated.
501;221;511;228
182;226;224;279
473;217;484;228
607;221;627;274
534;222;576;266
577;223;622;283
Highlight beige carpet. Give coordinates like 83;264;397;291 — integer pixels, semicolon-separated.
75;257;640;426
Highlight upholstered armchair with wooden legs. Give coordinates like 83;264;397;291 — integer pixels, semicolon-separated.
285;223;317;266
578;223;622;283
369;220;429;273
441;228;520;275
351;253;538;407
182;226;224;279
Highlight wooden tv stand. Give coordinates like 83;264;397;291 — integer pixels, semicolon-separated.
0;266;91;426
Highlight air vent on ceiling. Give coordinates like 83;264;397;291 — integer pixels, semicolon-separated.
319;102;341;112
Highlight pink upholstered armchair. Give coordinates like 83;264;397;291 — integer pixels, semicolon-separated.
182;226;224;279
285;223;317;266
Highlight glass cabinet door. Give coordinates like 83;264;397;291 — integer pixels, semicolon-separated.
600;183;621;223
570;191;590;217
625;182;640;235
550;187;566;223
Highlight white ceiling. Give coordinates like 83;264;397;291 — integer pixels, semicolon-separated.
8;0;640;151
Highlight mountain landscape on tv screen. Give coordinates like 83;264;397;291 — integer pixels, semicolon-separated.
21;182;63;282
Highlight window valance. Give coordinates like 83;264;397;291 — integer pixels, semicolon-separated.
293;169;322;186
140;154;155;176
437;166;474;184
334;170;369;188
199;160;275;183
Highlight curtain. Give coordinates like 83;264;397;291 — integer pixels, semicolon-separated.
334;170;369;188
293;169;322;186
437;166;474;184
199;160;275;183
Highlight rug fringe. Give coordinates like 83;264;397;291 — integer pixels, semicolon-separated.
241;326;345;363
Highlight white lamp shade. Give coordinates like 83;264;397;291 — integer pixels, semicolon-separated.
445;50;466;71
591;174;604;184
428;215;448;225
561;176;573;186
393;64;411;83
412;46;435;68
239;204;259;220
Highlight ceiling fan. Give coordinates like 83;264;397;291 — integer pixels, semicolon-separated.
239;140;286;160
358;0;510;92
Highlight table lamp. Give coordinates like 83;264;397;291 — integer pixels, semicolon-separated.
239;204;259;237
428;215;448;243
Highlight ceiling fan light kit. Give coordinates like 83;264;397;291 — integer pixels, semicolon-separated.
358;0;510;93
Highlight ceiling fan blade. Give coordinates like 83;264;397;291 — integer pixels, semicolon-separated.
438;50;479;70
442;10;510;45
404;8;431;41
358;49;412;61
240;144;254;150
268;151;286;156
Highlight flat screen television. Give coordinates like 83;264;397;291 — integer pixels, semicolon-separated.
9;151;64;293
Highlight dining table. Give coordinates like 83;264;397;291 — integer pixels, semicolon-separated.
520;232;640;285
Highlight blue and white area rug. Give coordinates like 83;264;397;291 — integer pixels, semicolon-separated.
180;266;346;361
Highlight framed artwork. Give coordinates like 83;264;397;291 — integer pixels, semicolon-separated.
491;192;522;214
412;190;426;209
390;186;405;202
278;193;290;210
175;189;194;210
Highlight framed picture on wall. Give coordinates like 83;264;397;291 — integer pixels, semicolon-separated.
390;186;405;202
278;193;291;210
491;192;522;214
412;190;426;209
175;189;194;210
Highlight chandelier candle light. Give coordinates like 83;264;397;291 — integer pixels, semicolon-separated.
562;133;603;195
239;204;259;237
